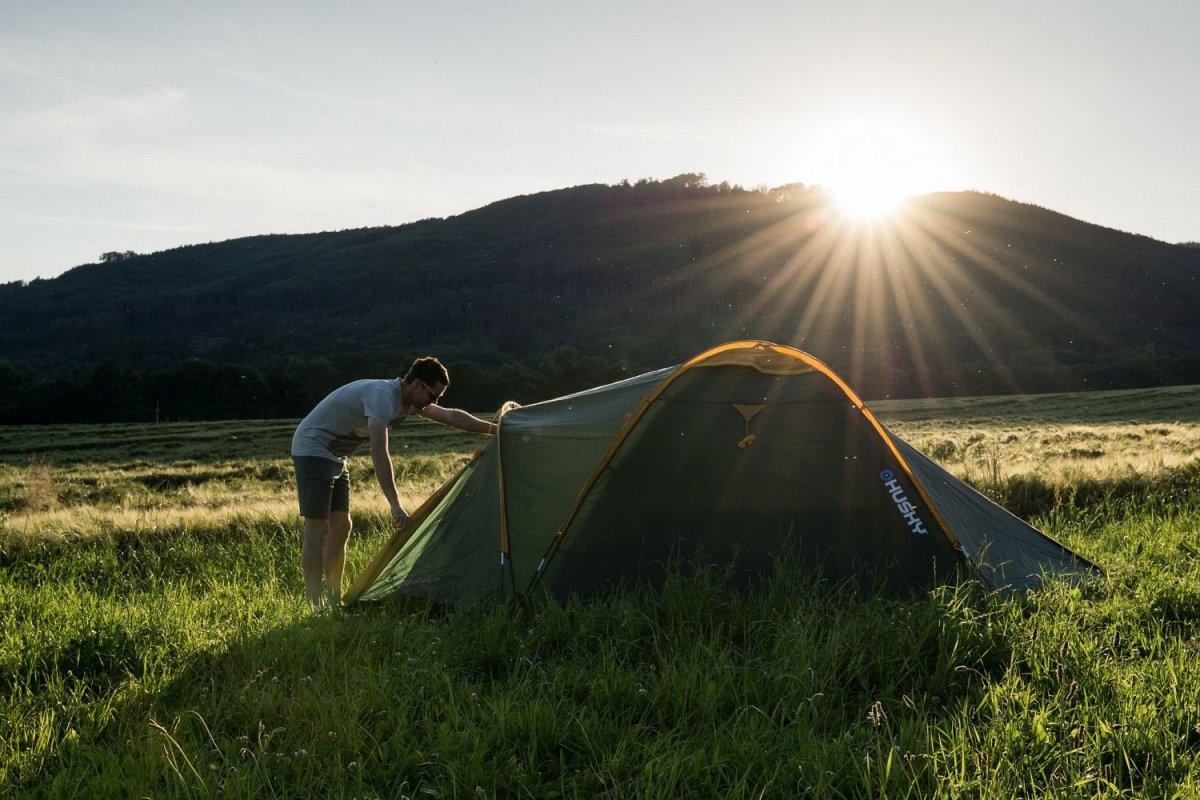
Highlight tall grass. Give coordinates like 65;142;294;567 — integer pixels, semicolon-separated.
4;479;1200;798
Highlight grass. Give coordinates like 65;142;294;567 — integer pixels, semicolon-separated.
874;385;1200;484
2;385;1200;798
0;416;479;555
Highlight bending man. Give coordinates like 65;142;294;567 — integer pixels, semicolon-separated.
291;357;495;612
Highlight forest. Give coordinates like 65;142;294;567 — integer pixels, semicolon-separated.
2;175;1198;423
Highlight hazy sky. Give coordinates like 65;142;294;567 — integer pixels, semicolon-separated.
2;1;1197;283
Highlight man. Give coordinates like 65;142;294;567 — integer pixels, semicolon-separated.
291;356;496;612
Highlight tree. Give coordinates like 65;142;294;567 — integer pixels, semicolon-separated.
0;359;36;420
84;360;145;422
663;173;708;189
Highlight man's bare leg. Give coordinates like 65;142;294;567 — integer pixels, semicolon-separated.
324;510;353;606
302;516;330;610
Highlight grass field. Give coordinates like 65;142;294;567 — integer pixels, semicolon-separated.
2;385;1199;798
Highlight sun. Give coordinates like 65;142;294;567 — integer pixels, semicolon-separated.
804;113;952;222
828;173;913;221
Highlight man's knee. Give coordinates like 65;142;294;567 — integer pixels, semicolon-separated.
329;511;352;541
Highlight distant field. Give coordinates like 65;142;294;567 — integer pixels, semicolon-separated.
0;416;485;554
872;383;1200;425
873;384;1200;494
0;415;480;466
0;382;1189;585
1;385;1196;553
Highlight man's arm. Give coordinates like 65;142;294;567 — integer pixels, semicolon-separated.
367;417;408;528
419;404;497;435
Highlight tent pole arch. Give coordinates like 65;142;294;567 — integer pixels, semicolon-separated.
524;340;962;595
495;406;519;600
788;352;963;552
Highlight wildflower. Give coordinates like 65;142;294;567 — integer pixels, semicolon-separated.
867;701;887;728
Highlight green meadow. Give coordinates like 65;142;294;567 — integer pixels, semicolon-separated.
2;386;1199;798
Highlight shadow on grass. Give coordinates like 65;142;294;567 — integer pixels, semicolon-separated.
135;564;1019;799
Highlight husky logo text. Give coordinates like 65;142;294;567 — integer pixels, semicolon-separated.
879;469;929;535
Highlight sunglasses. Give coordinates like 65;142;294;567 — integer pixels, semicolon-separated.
417;380;444;409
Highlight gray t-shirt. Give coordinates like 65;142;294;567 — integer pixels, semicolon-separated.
291;379;408;461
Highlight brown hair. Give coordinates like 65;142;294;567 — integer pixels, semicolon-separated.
404;356;449;389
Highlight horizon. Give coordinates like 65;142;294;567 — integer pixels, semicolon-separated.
3;1;1198;283
9;182;1194;286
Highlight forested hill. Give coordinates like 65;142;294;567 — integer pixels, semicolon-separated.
1;175;1198;423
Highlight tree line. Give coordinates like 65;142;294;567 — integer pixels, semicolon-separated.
3;342;1198;425
0;347;632;425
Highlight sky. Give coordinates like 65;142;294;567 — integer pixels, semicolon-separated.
2;0;1198;284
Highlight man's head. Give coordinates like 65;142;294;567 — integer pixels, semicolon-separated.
403;356;449;408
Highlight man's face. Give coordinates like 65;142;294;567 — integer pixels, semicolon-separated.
416;380;446;410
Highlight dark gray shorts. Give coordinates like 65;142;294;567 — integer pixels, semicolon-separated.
293;456;350;518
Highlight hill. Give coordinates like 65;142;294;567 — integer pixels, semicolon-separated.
1;175;1198;422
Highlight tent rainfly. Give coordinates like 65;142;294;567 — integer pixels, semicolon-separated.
344;341;1099;605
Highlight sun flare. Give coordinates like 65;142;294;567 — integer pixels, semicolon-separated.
829;177;912;221
805;113;952;222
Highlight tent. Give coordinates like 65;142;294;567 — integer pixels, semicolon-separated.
344;341;1099;605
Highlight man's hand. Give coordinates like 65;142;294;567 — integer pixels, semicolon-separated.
391;505;410;530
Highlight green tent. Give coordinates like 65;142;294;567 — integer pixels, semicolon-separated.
345;341;1099;605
